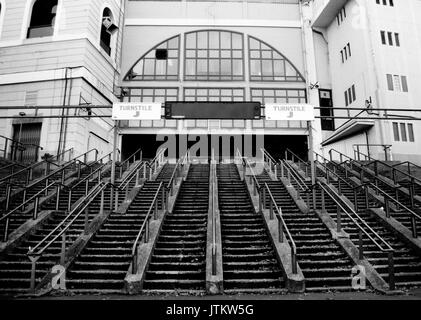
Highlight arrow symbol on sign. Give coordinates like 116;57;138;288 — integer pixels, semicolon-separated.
287;111;294;118
134;111;140;118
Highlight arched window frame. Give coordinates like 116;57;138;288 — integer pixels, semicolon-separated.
248;35;305;82
123;34;181;81
0;0;5;40
98;5;118;59
24;0;60;39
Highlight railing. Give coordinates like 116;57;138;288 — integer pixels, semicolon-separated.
262;183;298;274
261;148;278;176
0;148;98;190
354;182;421;238
329;148;421;209
353;144;392;162
317;181;396;290
0;181;59;242
26;181;112;292
131;182;166;274
115;161;147;204
285;148;311;177
66;163;108;212
210;149;218;276
0;134;43;163
392;161;421;177
280;160;311;207
146;148;166;179
117;148;142;179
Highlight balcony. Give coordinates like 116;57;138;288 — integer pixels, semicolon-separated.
27;25;54;38
312;0;348;28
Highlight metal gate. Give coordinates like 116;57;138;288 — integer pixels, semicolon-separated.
11;123;42;163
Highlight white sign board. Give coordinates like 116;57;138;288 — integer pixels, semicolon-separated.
112;102;162;120
265;104;315;121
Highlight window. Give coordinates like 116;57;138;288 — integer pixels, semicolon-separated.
249;36;304;82
344;84;356;106
376;0;394;6
120;88;178;129
336;7;347;26
387;74;408;92
408;124;415;142
27;0;57;38
392;123;415;142
185;31;244;81
340;43;352;63
381;30;400;47
392;122;400;141
100;8;118;56
124;35;180;81
184;88;245;102
400;123;408;142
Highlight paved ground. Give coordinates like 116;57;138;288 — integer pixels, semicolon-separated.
7;288;421;300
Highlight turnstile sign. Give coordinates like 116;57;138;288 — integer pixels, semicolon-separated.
112;102;162;120
265;104;315;121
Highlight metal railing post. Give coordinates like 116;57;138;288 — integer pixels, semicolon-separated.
45;178;49;196
133;248;138;274
358;229;364;260
384;198;390;218
100;189;105;215
60;232;66;266
33;196;39;219
29;256;39;293
388;252;395;290
3;218;10;242
55;184;61;211
321;188;326;212
67;189;72;212
279;219;284;243
144;219;150;243
411;215;418;238
336;204;342;232
262;186;267;209
269;199;274;220
84;207;89;234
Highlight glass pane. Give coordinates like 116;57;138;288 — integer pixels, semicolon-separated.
233;60;242;76
221;60;231;75
232;34;242;49
155;60;166;75
261;60;273;76
209;60;219;75
273;60;285;76
221;32;231;49
185;60;196;75
209;31;219;49
185;33;196;48
197;32;208;48
197;59;208;74
144;59;154;75
250;60;261;76
167;60;178;75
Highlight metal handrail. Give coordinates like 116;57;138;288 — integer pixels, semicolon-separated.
116;148;142;177
26;181;111;292
285;148;312;177
131;182;165;274
263;183;297;274
281;160;309;192
0;134;44;159
210;155;218;276
357;182;421;238
0;181;58;242
313;152;355;190
317;181;395;290
0;148;96;185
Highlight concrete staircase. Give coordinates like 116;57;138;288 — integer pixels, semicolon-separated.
257;169;355;292
217;163;284;294
64;163;175;294
142;164;209;294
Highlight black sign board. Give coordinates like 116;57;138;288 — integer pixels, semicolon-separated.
165;102;261;119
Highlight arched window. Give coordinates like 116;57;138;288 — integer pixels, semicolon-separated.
124;35;180;81
100;8;118;56
27;0;58;38
248;36;304;82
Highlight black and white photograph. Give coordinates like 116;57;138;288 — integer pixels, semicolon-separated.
0;0;420;315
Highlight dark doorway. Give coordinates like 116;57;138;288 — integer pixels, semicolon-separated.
121;134;308;162
12;122;42;163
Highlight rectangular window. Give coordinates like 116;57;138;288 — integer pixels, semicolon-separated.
408;124;415;142
392;122;400;141
347;43;352;57
348;88;352;103
341;50;344;63
400;123;407;141
394;33;400;47
393;75;402;91
381;31;386;44
387;74;394;91
344;91;349;106
401;76;408;92
387;32;393;46
351;85;356;101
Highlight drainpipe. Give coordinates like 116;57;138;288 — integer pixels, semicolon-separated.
57;67;69;158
